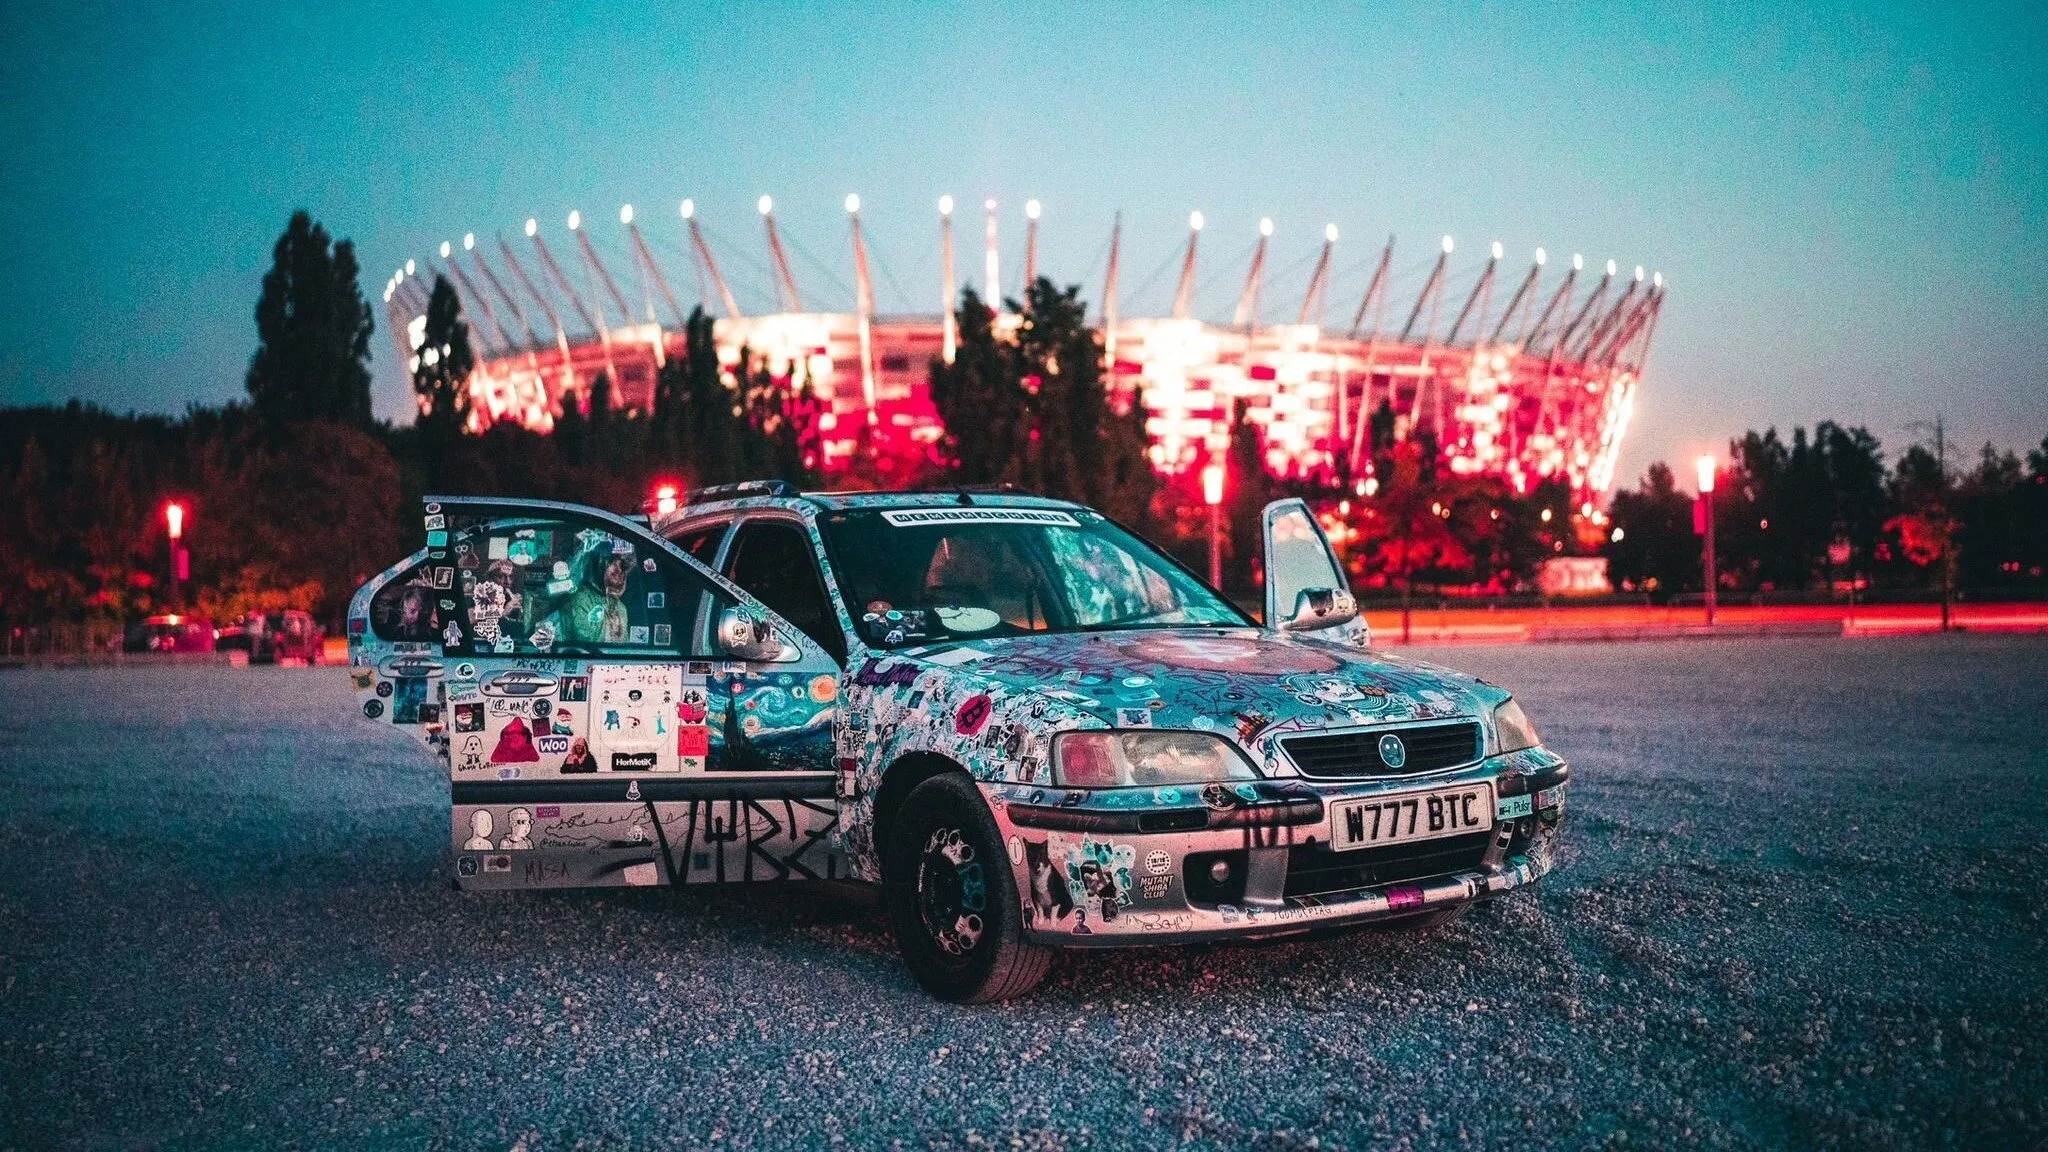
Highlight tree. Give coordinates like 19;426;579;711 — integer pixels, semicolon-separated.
411;276;474;488
246;212;375;427
1604;462;1699;598
1222;401;1275;598
651;308;748;486
928;288;1028;486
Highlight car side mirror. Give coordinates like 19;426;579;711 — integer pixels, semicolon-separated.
1280;587;1360;632
716;606;801;663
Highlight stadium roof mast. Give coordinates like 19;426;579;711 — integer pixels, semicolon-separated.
939;196;957;364
1488;248;1546;346
623;205;689;331
983;199;1000;310
1403;236;1455;433
846;194;879;426
466;243;542;349
1022;199;1041;294
1343;236;1395;476
505;223;581;397
1575;265;1642;362
1101;212;1122;388
570;210;637;338
1444;240;1503;347
1234;218;1273;330
680;200;741;320
437;240;512;357
1171;212;1203;320
1298;224;1338;327
548;212;619;386
758;196;803;312
1520;252;1581;354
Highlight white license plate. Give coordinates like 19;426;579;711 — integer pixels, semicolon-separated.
1328;783;1494;851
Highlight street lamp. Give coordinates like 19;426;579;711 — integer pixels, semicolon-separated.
1202;464;1225;588
1695;456;1717;625
164;501;188;611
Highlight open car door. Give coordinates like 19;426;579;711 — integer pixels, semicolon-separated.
1261;497;1370;647
347;547;447;749
398;496;846;890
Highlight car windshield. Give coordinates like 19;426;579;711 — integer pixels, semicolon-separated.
817;505;1247;647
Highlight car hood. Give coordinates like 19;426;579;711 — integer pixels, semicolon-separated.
883;628;1505;775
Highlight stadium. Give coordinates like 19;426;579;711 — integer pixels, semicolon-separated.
379;196;1663;498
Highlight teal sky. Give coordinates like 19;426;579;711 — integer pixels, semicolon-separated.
1;0;2042;482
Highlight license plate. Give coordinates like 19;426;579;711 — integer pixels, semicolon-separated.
1328;783;1494;851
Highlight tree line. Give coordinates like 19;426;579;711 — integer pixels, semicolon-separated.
3;210;2043;630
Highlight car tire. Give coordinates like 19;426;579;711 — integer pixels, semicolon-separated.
882;773;1054;1003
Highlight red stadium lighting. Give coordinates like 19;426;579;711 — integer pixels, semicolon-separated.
164;502;185;541
390;197;1663;503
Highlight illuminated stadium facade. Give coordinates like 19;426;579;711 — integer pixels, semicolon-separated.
382;197;1663;496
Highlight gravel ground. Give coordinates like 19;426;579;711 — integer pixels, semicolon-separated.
2;635;2044;1150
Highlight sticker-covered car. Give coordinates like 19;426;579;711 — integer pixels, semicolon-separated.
348;483;1566;1001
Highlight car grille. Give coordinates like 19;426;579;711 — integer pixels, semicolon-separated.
1283;831;1491;899
1282;721;1482;778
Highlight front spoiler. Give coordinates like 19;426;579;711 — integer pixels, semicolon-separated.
1036;840;1554;948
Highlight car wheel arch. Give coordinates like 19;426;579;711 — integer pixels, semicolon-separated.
872;751;974;884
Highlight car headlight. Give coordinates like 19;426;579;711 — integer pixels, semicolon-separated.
1053;730;1258;788
1491;698;1541;754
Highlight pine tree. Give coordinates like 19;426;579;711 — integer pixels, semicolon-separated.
246;211;375;427
412;276;474;438
928;288;1027;486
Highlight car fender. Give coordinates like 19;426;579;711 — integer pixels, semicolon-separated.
838;653;1097;882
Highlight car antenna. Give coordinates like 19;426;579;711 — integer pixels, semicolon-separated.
953;484;975;506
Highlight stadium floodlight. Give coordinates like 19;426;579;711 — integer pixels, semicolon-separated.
1606;259;1617;276
1653;271;1664;288
405;259;416;275
1696;455;1716;494
1325;223;1340;243
620;204;633;225
758;195;774;216
1026;199;1041;220
845;193;860;214
1441;235;1454;254
1572;252;1583;270
680;199;694;219
1491;240;1504;260
1535;247;1547;265
525;217;538;237
440;241;451;258
567;210;581;231
984;198;996;212
1634;264;1645;281
463;233;474;251
1189;211;1204;231
938;195;954;216
1259;217;1274;237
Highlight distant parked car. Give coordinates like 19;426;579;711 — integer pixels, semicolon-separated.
124;615;216;653
217;610;324;664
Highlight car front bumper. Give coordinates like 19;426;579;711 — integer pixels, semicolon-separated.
985;748;1567;947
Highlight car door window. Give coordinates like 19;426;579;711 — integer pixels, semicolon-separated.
369;560;446;642
448;518;718;657
724;520;845;664
669;520;730;566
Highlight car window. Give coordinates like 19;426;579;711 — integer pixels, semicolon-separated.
816;507;1247;647
723;520;845;664
369;560;444;642
669;520;729;566
446;517;725;657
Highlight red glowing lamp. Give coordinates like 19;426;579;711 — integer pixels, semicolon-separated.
165;502;186;541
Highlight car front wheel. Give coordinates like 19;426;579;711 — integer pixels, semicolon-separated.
882;773;1053;1003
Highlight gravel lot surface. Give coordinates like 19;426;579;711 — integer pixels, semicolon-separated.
2;636;2044;1149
